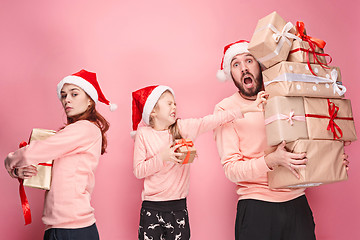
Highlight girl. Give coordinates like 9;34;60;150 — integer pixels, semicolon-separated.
132;85;267;240
5;69;116;240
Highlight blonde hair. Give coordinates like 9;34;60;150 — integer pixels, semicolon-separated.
149;90;183;140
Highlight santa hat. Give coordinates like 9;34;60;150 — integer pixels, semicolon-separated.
57;69;117;111
216;40;250;82
131;85;175;136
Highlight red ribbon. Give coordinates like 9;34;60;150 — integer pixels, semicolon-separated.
177;139;194;164
294;21;332;76
18;141;32;225
305;99;354;139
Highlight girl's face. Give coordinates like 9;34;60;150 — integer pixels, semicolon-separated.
60;83;91;117
151;91;176;130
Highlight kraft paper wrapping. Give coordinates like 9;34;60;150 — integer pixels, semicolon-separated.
263;61;345;98
248;11;297;68
174;139;197;164
23;128;56;190
287;39;327;65
268;139;347;189
264;96;308;146
304;98;357;141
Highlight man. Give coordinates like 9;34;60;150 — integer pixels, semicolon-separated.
213;40;316;240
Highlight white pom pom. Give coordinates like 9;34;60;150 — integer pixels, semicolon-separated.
109;103;118;112
130;130;137;138
216;70;227;82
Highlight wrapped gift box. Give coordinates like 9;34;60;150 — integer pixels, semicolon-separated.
23;128;56;190
264;96;308;146
304;97;357;141
248;11;298;68
287;39;328;65
263;61;346;98
174;139;197;164
268;139;347;189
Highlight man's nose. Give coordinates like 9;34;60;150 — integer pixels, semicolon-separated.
240;62;249;73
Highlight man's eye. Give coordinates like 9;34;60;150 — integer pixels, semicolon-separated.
247;59;252;63
234;63;239;67
61;95;66;99
72;93;78;97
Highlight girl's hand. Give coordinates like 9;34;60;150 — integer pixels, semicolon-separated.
160;143;183;164
242;91;269;114
12;165;38;179
265;141;307;179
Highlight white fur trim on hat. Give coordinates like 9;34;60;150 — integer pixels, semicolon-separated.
218;41;249;81
57;75;98;103
142;85;175;125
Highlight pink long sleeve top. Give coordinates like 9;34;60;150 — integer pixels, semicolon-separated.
214;92;305;202
5;120;101;229
133;109;244;202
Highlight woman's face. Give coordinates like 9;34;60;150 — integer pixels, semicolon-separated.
60;83;91;117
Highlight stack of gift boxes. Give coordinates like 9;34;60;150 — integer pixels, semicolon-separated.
248;12;357;188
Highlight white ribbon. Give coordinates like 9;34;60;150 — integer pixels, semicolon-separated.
255;22;301;64
264;72;346;96
330;69;347;96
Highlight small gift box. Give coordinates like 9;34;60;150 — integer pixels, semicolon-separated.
264;96;308;146
287;21;330;69
287;39;328;65
173;139;197;164
263;61;346;98
248;11;299;68
304;97;357;141
268;139;347;189
23;128;56;190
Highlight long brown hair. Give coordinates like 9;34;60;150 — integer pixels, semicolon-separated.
66;100;110;155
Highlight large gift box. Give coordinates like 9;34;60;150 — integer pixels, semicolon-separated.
268;139;347;189
287;39;328;65
264;96;308;146
304;97;357;141
174;139;197;164
23;128;56;190
263;61;346;98
248;11;298;68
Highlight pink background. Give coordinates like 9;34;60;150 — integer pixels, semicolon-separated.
1;1;359;239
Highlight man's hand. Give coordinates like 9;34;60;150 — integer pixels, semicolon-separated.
265;141;307;179
242;91;269;114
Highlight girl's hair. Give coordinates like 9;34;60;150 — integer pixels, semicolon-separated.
149;90;183;140
65;99;110;155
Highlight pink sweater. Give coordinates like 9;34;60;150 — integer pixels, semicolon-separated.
214;92;305;202
133;109;244;201
5;120;101;229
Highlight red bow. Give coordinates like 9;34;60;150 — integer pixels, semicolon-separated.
18;141;32;225
305;99;353;140
177;139;194;164
293;21;332;76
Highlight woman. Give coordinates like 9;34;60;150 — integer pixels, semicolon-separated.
5;69;116;240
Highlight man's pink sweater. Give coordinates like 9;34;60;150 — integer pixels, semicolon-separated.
5;120;101;229
133;109;244;201
214;92;305;202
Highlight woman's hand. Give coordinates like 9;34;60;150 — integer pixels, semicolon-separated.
13;165;38;179
159;143;183;164
265;141;307;179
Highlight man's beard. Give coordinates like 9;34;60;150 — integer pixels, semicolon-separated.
233;72;264;98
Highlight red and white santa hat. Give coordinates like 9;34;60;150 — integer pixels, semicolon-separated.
216;40;250;82
131;85;175;136
57;69;117;111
